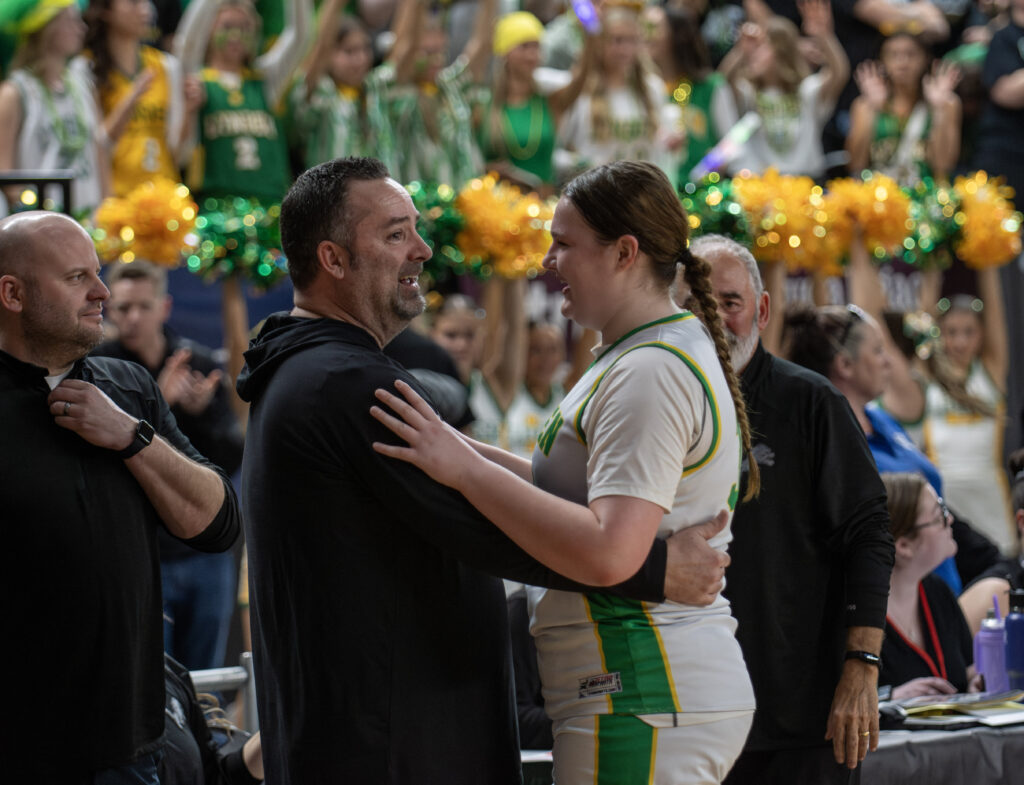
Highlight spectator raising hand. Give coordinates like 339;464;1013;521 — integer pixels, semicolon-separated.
157;348;224;416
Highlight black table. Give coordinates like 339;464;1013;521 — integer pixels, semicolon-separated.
861;725;1024;785
523;724;1024;784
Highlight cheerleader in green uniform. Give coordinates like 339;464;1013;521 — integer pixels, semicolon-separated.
287;0;395;171
174;0;312;203
383;0;493;186
846;33;961;185
476;11;593;194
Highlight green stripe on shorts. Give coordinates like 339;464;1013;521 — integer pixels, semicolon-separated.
585;594;679;714
596;714;657;785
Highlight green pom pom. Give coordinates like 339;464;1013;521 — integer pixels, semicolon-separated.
680;176;753;247
190;197;287;291
406;181;474;283
902;177;958;270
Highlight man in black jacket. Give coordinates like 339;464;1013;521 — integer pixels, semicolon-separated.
93;260;244;670
680;235;895;785
0;211;240;782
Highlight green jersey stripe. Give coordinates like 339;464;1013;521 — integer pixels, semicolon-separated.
590;311;695;369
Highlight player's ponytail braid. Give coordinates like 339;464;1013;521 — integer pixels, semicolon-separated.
680;246;760;501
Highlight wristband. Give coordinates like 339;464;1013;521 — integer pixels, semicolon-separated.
845;650;881;668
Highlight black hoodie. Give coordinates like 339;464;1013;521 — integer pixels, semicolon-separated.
237;314;668;784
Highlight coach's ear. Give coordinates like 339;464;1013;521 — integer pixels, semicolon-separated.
316;239;351;281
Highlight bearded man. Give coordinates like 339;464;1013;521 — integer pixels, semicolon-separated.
677;235;895;785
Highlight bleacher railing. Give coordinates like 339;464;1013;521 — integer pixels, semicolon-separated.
0;169;75;214
190;651;259;733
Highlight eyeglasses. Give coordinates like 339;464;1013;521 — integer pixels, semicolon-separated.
914;498;953;531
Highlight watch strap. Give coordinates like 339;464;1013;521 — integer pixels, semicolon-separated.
845;650;882;668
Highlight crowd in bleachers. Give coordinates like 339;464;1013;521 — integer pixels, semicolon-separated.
3;0;1023;208
2;0;1024;781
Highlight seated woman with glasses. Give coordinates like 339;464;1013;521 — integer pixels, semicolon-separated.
879;472;982;700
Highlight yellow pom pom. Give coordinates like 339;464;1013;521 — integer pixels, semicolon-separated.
733;169;834;273
952;172;1021;269
93;179;199;267
455;173;552;278
824;173;910;259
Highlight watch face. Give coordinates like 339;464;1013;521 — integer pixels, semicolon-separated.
138;420;156;445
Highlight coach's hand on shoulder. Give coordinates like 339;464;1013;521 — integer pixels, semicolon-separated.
662;511;730;606
48;379;137;451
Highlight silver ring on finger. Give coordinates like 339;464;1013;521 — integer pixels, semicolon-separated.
63;401;71;417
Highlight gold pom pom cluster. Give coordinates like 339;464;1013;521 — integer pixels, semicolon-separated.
685;169;1020;273
454;173;553;279
91;179;198;266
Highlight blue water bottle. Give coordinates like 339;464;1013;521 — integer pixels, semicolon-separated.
1004;589;1024;690
975;608;1008;692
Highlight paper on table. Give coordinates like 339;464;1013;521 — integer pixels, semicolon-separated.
897;689;1024;714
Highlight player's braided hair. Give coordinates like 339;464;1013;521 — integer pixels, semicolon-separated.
679;246;760;500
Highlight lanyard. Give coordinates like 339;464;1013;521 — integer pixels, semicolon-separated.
886;582;948;681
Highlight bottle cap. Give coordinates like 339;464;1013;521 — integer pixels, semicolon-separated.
1009;589;1024;614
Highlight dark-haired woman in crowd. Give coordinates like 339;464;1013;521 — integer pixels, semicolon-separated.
371;160;756;784
959;448;1024;634
643;3;738;185
846;32;961;184
83;0;197;196
879;472;981;699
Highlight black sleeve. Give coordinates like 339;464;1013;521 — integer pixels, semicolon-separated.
814;388;895;629
983;27;1024;90
952;515;1004;588
148;382;241;554
508;592;554;750
221;745;263;785
114;362;242;554
172;384;246;476
330;363;666;602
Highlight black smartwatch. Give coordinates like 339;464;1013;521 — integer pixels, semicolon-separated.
118;419;155;460
845;650;882;668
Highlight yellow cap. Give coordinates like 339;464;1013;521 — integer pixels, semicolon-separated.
0;0;77;39
493;12;544;57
